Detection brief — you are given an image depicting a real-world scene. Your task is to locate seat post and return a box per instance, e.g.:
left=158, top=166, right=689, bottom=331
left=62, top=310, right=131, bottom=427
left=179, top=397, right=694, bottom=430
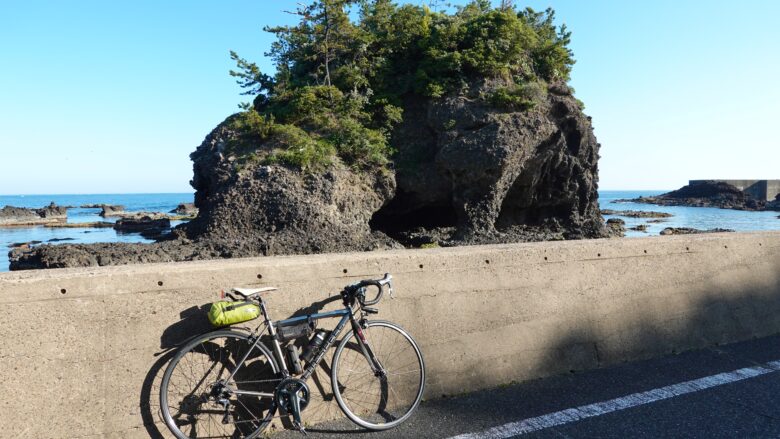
left=258, top=297, right=272, bottom=324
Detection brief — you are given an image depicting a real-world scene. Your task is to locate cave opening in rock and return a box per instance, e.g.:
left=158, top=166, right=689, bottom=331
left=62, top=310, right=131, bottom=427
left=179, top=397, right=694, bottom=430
left=369, top=190, right=458, bottom=237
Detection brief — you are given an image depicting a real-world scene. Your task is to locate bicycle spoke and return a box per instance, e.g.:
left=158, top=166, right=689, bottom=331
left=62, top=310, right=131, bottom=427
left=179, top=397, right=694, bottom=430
left=161, top=331, right=278, bottom=439
left=333, top=322, right=424, bottom=429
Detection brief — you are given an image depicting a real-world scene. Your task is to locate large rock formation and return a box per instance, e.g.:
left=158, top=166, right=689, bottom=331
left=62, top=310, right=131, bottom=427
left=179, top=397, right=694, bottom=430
left=184, top=121, right=400, bottom=256
left=372, top=80, right=604, bottom=245
left=10, top=82, right=606, bottom=269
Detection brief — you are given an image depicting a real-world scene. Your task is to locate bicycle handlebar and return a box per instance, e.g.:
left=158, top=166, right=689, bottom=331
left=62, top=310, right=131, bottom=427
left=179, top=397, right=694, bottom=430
left=346, top=273, right=393, bottom=306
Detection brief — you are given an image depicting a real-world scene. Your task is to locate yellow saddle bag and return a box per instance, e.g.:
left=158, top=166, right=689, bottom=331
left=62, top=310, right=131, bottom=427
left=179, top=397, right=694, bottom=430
left=208, top=301, right=261, bottom=327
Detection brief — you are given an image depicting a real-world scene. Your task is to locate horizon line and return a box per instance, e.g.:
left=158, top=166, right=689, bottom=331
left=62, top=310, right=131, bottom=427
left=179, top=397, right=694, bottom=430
left=0, top=189, right=671, bottom=197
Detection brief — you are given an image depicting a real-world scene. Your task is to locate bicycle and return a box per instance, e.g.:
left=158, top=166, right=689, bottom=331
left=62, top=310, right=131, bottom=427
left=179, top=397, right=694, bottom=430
left=159, top=273, right=426, bottom=438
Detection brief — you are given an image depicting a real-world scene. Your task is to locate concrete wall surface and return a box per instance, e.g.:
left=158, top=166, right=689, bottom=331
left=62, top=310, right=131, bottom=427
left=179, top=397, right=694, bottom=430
left=1, top=232, right=779, bottom=438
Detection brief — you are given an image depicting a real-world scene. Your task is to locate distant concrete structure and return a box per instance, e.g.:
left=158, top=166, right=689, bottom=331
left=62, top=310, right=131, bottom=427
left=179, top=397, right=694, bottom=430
left=689, top=180, right=780, bottom=201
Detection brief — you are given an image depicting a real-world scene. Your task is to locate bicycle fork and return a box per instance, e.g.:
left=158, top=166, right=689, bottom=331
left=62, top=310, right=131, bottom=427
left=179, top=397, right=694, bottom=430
left=353, top=319, right=386, bottom=377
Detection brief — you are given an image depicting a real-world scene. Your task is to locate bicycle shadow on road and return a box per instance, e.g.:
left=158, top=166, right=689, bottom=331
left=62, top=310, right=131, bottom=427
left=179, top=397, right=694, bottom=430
left=140, top=303, right=213, bottom=438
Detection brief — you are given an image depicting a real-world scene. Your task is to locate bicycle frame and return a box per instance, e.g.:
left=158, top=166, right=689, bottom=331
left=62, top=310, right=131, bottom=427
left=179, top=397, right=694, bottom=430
left=226, top=297, right=383, bottom=399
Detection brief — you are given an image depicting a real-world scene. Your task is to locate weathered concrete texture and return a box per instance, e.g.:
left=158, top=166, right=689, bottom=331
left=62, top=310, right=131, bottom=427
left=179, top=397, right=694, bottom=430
left=1, top=232, right=779, bottom=438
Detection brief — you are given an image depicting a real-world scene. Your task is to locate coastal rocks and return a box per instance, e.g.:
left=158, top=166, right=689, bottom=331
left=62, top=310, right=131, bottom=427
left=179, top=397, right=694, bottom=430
left=44, top=221, right=115, bottom=228
left=114, top=216, right=172, bottom=241
left=606, top=218, right=626, bottom=237
left=8, top=241, right=218, bottom=271
left=629, top=224, right=648, bottom=232
left=10, top=81, right=606, bottom=269
left=99, top=205, right=126, bottom=217
left=186, top=157, right=400, bottom=256
left=768, top=194, right=780, bottom=211
left=600, top=209, right=673, bottom=218
left=9, top=240, right=42, bottom=248
left=626, top=181, right=768, bottom=211
left=371, top=79, right=605, bottom=245
left=659, top=227, right=735, bottom=236
left=170, top=203, right=198, bottom=216
left=0, top=202, right=67, bottom=226
left=114, top=216, right=171, bottom=233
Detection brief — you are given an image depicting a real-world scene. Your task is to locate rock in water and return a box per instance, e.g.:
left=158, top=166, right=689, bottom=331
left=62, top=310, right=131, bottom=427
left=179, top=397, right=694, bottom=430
left=99, top=205, right=126, bottom=217
left=600, top=209, right=673, bottom=218
left=606, top=218, right=626, bottom=237
left=660, top=227, right=735, bottom=235
left=9, top=8, right=611, bottom=269
left=768, top=194, right=780, bottom=211
left=372, top=80, right=605, bottom=244
left=169, top=203, right=198, bottom=216
left=10, top=81, right=606, bottom=269
left=0, top=203, right=67, bottom=226
left=625, top=181, right=774, bottom=211
left=187, top=124, right=399, bottom=255
left=114, top=216, right=171, bottom=233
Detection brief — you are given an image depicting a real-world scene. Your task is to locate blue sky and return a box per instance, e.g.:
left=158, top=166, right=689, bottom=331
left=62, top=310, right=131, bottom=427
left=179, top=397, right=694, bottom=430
left=0, top=0, right=778, bottom=194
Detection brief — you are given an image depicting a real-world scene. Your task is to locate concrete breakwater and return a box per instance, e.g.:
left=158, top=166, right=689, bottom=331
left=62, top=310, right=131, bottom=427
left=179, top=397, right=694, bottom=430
left=0, top=232, right=779, bottom=438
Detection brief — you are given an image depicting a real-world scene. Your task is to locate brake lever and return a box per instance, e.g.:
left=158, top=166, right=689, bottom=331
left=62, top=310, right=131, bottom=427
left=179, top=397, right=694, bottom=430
left=388, top=282, right=395, bottom=299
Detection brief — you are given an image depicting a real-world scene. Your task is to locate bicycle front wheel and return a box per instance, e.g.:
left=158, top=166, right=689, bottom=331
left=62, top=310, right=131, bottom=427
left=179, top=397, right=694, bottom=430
left=159, top=329, right=280, bottom=439
left=331, top=320, right=425, bottom=430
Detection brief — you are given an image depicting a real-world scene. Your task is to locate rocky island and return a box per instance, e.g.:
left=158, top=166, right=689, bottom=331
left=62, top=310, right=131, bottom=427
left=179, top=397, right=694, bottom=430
left=9, top=2, right=612, bottom=270
left=0, top=203, right=67, bottom=227
left=623, top=180, right=780, bottom=211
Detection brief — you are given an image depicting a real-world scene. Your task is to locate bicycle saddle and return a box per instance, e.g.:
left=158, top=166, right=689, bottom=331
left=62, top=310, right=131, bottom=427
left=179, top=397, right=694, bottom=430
left=232, top=286, right=278, bottom=297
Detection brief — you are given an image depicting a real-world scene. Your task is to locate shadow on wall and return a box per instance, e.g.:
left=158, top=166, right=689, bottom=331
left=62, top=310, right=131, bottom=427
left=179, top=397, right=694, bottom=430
left=140, top=304, right=212, bottom=438
left=401, top=259, right=780, bottom=434
left=523, top=255, right=780, bottom=383
left=138, top=256, right=780, bottom=436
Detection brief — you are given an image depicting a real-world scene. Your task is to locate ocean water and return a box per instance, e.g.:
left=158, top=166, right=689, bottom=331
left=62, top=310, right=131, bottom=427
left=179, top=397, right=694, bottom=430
left=600, top=190, right=780, bottom=237
left=0, top=193, right=193, bottom=272
left=1, top=191, right=778, bottom=272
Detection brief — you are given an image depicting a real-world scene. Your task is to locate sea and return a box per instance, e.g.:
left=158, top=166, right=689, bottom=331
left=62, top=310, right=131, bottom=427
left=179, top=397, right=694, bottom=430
left=0, top=193, right=193, bottom=272
left=1, top=190, right=778, bottom=272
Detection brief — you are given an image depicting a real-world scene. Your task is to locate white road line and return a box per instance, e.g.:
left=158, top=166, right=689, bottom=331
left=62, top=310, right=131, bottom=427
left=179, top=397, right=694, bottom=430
left=449, top=360, right=780, bottom=439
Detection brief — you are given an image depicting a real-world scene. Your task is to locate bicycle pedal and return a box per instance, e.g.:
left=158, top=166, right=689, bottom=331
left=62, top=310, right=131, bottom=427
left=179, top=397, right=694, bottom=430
left=293, top=421, right=308, bottom=436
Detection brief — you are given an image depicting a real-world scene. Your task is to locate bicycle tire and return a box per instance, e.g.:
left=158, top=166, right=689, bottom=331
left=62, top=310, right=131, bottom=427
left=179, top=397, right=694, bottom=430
left=160, top=329, right=280, bottom=439
left=331, top=320, right=425, bottom=430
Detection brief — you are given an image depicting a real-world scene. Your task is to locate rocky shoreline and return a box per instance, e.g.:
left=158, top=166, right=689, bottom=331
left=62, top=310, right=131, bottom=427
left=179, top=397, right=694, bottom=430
left=600, top=209, right=673, bottom=218
left=659, top=227, right=735, bottom=235
left=8, top=79, right=612, bottom=270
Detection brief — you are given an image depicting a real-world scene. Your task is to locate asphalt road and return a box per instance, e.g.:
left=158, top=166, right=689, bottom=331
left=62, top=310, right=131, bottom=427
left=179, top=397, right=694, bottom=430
left=274, top=334, right=780, bottom=438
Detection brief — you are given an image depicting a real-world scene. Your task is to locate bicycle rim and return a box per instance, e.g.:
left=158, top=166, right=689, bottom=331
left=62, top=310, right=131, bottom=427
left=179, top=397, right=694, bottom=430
left=160, top=330, right=279, bottom=439
left=331, top=320, right=425, bottom=430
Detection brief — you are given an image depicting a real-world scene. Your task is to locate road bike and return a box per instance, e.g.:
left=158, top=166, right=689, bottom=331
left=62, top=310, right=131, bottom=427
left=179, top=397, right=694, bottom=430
left=159, top=273, right=425, bottom=438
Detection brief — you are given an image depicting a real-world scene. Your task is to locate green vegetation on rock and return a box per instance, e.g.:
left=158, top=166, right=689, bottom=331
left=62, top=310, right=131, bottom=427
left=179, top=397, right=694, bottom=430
left=227, top=0, right=575, bottom=170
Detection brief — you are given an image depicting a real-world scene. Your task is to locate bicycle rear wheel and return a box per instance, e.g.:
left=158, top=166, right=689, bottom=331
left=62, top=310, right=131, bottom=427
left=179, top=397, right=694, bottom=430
left=331, top=320, right=425, bottom=430
left=159, top=329, right=280, bottom=439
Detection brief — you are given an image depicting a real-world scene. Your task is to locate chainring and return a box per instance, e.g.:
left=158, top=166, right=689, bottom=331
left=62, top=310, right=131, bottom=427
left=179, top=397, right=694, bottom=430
left=274, top=377, right=311, bottom=414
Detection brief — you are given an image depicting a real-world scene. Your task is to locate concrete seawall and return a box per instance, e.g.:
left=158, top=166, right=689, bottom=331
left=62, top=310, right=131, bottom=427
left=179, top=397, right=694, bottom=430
left=1, top=232, right=779, bottom=438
